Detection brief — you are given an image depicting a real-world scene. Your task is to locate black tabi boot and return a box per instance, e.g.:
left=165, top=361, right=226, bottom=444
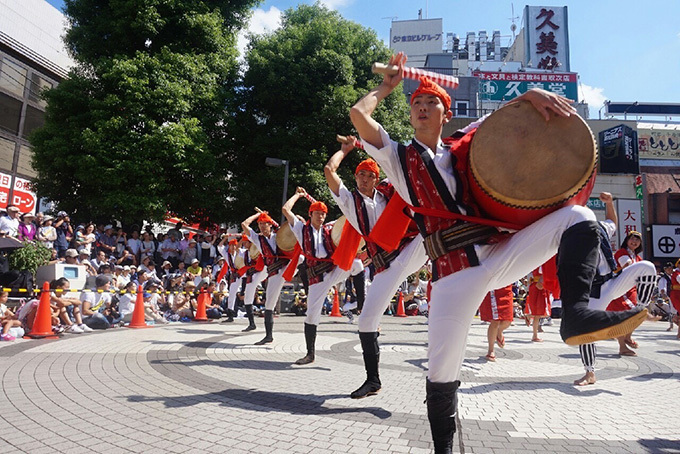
left=426, top=379, right=460, bottom=454
left=221, top=308, right=234, bottom=323
left=351, top=332, right=382, bottom=399
left=295, top=323, right=316, bottom=365
left=254, top=309, right=274, bottom=345
left=242, top=304, right=256, bottom=332
left=558, top=221, right=647, bottom=345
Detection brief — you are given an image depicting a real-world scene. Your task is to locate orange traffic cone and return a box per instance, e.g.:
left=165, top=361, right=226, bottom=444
left=194, top=290, right=208, bottom=321
left=394, top=291, right=407, bottom=317
left=330, top=289, right=342, bottom=317
left=128, top=285, right=150, bottom=329
left=25, top=282, right=59, bottom=339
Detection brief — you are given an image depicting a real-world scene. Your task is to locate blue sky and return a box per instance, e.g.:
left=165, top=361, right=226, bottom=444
left=46, top=0, right=680, bottom=117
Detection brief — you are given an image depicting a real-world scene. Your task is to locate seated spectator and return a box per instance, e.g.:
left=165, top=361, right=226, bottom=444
left=63, top=248, right=80, bottom=265
left=182, top=238, right=198, bottom=266
left=187, top=259, right=202, bottom=279
left=127, top=230, right=142, bottom=259
left=117, top=281, right=137, bottom=323
left=198, top=280, right=222, bottom=319
left=140, top=231, right=156, bottom=261
left=48, top=277, right=91, bottom=334
left=81, top=259, right=98, bottom=277
left=80, top=275, right=113, bottom=329
left=76, top=224, right=96, bottom=257
left=1, top=291, right=23, bottom=341
left=91, top=250, right=109, bottom=271
left=98, top=224, right=117, bottom=257
left=145, top=282, right=168, bottom=324
left=0, top=205, right=20, bottom=237
left=160, top=260, right=173, bottom=279
left=37, top=215, right=57, bottom=249
left=116, top=247, right=136, bottom=267
left=172, top=281, right=197, bottom=320
left=17, top=212, right=37, bottom=241
left=117, top=265, right=132, bottom=289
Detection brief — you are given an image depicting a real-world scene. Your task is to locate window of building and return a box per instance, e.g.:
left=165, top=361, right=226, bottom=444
left=455, top=101, right=469, bottom=117
left=0, top=58, right=27, bottom=98
left=668, top=197, right=680, bottom=224
left=22, top=105, right=45, bottom=138
left=0, top=136, right=15, bottom=173
left=28, top=73, right=52, bottom=108
left=16, top=145, right=36, bottom=179
left=0, top=92, right=22, bottom=134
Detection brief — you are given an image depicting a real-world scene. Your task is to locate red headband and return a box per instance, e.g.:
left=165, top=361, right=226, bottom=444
left=308, top=201, right=328, bottom=214
left=228, top=239, right=238, bottom=246
left=410, top=76, right=451, bottom=112
left=355, top=159, right=380, bottom=179
left=241, top=235, right=250, bottom=243
left=257, top=212, right=275, bottom=224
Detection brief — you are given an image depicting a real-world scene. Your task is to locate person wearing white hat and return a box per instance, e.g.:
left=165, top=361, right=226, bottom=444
left=0, top=205, right=21, bottom=238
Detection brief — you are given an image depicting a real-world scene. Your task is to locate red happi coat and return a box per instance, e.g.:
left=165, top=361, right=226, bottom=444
left=479, top=284, right=514, bottom=322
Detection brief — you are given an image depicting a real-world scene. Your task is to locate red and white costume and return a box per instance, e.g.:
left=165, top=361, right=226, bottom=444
left=331, top=180, right=427, bottom=332
left=669, top=268, right=680, bottom=314
left=606, top=248, right=642, bottom=312
left=289, top=217, right=362, bottom=326
left=245, top=226, right=291, bottom=311
left=217, top=244, right=243, bottom=312
left=525, top=266, right=551, bottom=317
left=240, top=246, right=266, bottom=306
left=479, top=285, right=514, bottom=322
left=363, top=122, right=596, bottom=383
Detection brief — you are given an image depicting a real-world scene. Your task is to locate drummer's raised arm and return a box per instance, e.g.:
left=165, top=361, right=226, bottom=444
left=241, top=212, right=260, bottom=234
left=282, top=187, right=306, bottom=226
left=511, top=88, right=577, bottom=121
left=324, top=136, right=356, bottom=196
left=350, top=52, right=406, bottom=150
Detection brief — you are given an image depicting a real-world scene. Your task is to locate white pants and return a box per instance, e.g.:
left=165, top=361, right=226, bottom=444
left=428, top=205, right=595, bottom=383
left=305, top=262, right=361, bottom=326
left=264, top=270, right=287, bottom=311
left=244, top=270, right=267, bottom=306
left=227, top=277, right=243, bottom=310
left=589, top=261, right=657, bottom=311
left=358, top=236, right=428, bottom=332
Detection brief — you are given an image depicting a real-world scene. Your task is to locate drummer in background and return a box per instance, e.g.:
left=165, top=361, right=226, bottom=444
left=217, top=236, right=242, bottom=323
left=242, top=211, right=291, bottom=345
left=282, top=187, right=361, bottom=365
left=350, top=51, right=646, bottom=453
left=324, top=136, right=427, bottom=398
left=238, top=234, right=266, bottom=332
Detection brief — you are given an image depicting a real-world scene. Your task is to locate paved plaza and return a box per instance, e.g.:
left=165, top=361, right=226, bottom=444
left=1, top=313, right=678, bottom=453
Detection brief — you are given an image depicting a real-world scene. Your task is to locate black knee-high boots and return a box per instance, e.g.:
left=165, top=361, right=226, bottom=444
left=350, top=332, right=382, bottom=398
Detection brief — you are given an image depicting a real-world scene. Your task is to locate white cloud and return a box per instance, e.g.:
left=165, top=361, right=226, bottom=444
left=319, top=0, right=354, bottom=9
left=579, top=83, right=607, bottom=117
left=236, top=6, right=282, bottom=61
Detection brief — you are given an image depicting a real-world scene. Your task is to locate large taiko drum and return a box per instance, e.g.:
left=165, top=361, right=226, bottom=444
left=249, top=243, right=260, bottom=260
left=234, top=255, right=245, bottom=269
left=467, top=100, right=597, bottom=227
left=275, top=221, right=297, bottom=252
left=331, top=216, right=365, bottom=253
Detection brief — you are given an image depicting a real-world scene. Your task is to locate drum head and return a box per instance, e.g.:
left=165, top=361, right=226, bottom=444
left=234, top=255, right=245, bottom=269
left=249, top=243, right=260, bottom=259
left=332, top=216, right=366, bottom=252
left=276, top=221, right=297, bottom=252
left=469, top=100, right=596, bottom=209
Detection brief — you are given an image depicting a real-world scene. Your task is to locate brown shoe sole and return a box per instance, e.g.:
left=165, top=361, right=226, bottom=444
left=564, top=309, right=647, bottom=346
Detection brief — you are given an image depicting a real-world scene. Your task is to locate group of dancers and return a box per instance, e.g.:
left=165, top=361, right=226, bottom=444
left=218, top=52, right=649, bottom=453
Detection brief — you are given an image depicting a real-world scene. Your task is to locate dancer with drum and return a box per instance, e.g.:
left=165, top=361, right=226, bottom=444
left=350, top=52, right=647, bottom=453
left=282, top=188, right=359, bottom=365
left=241, top=211, right=291, bottom=345
left=217, top=236, right=242, bottom=323
left=479, top=285, right=514, bottom=362
left=324, top=135, right=427, bottom=398
left=574, top=192, right=657, bottom=385
left=238, top=235, right=266, bottom=332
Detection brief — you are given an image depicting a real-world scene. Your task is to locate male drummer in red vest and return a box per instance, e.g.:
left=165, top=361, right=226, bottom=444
left=325, top=137, right=427, bottom=398
left=350, top=51, right=647, bottom=453
left=241, top=211, right=291, bottom=345
left=239, top=234, right=266, bottom=332
left=217, top=236, right=242, bottom=323
left=282, top=188, right=362, bottom=365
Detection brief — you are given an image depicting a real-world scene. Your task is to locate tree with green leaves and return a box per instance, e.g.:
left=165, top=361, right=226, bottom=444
left=231, top=3, right=412, bottom=220
left=30, top=0, right=259, bottom=225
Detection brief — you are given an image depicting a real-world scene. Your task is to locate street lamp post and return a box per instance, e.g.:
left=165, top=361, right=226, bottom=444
left=265, top=157, right=289, bottom=225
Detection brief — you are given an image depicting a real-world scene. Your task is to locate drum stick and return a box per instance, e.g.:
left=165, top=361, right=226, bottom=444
left=254, top=207, right=280, bottom=229
left=303, top=193, right=317, bottom=204
left=336, top=134, right=364, bottom=150
left=372, top=63, right=459, bottom=89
